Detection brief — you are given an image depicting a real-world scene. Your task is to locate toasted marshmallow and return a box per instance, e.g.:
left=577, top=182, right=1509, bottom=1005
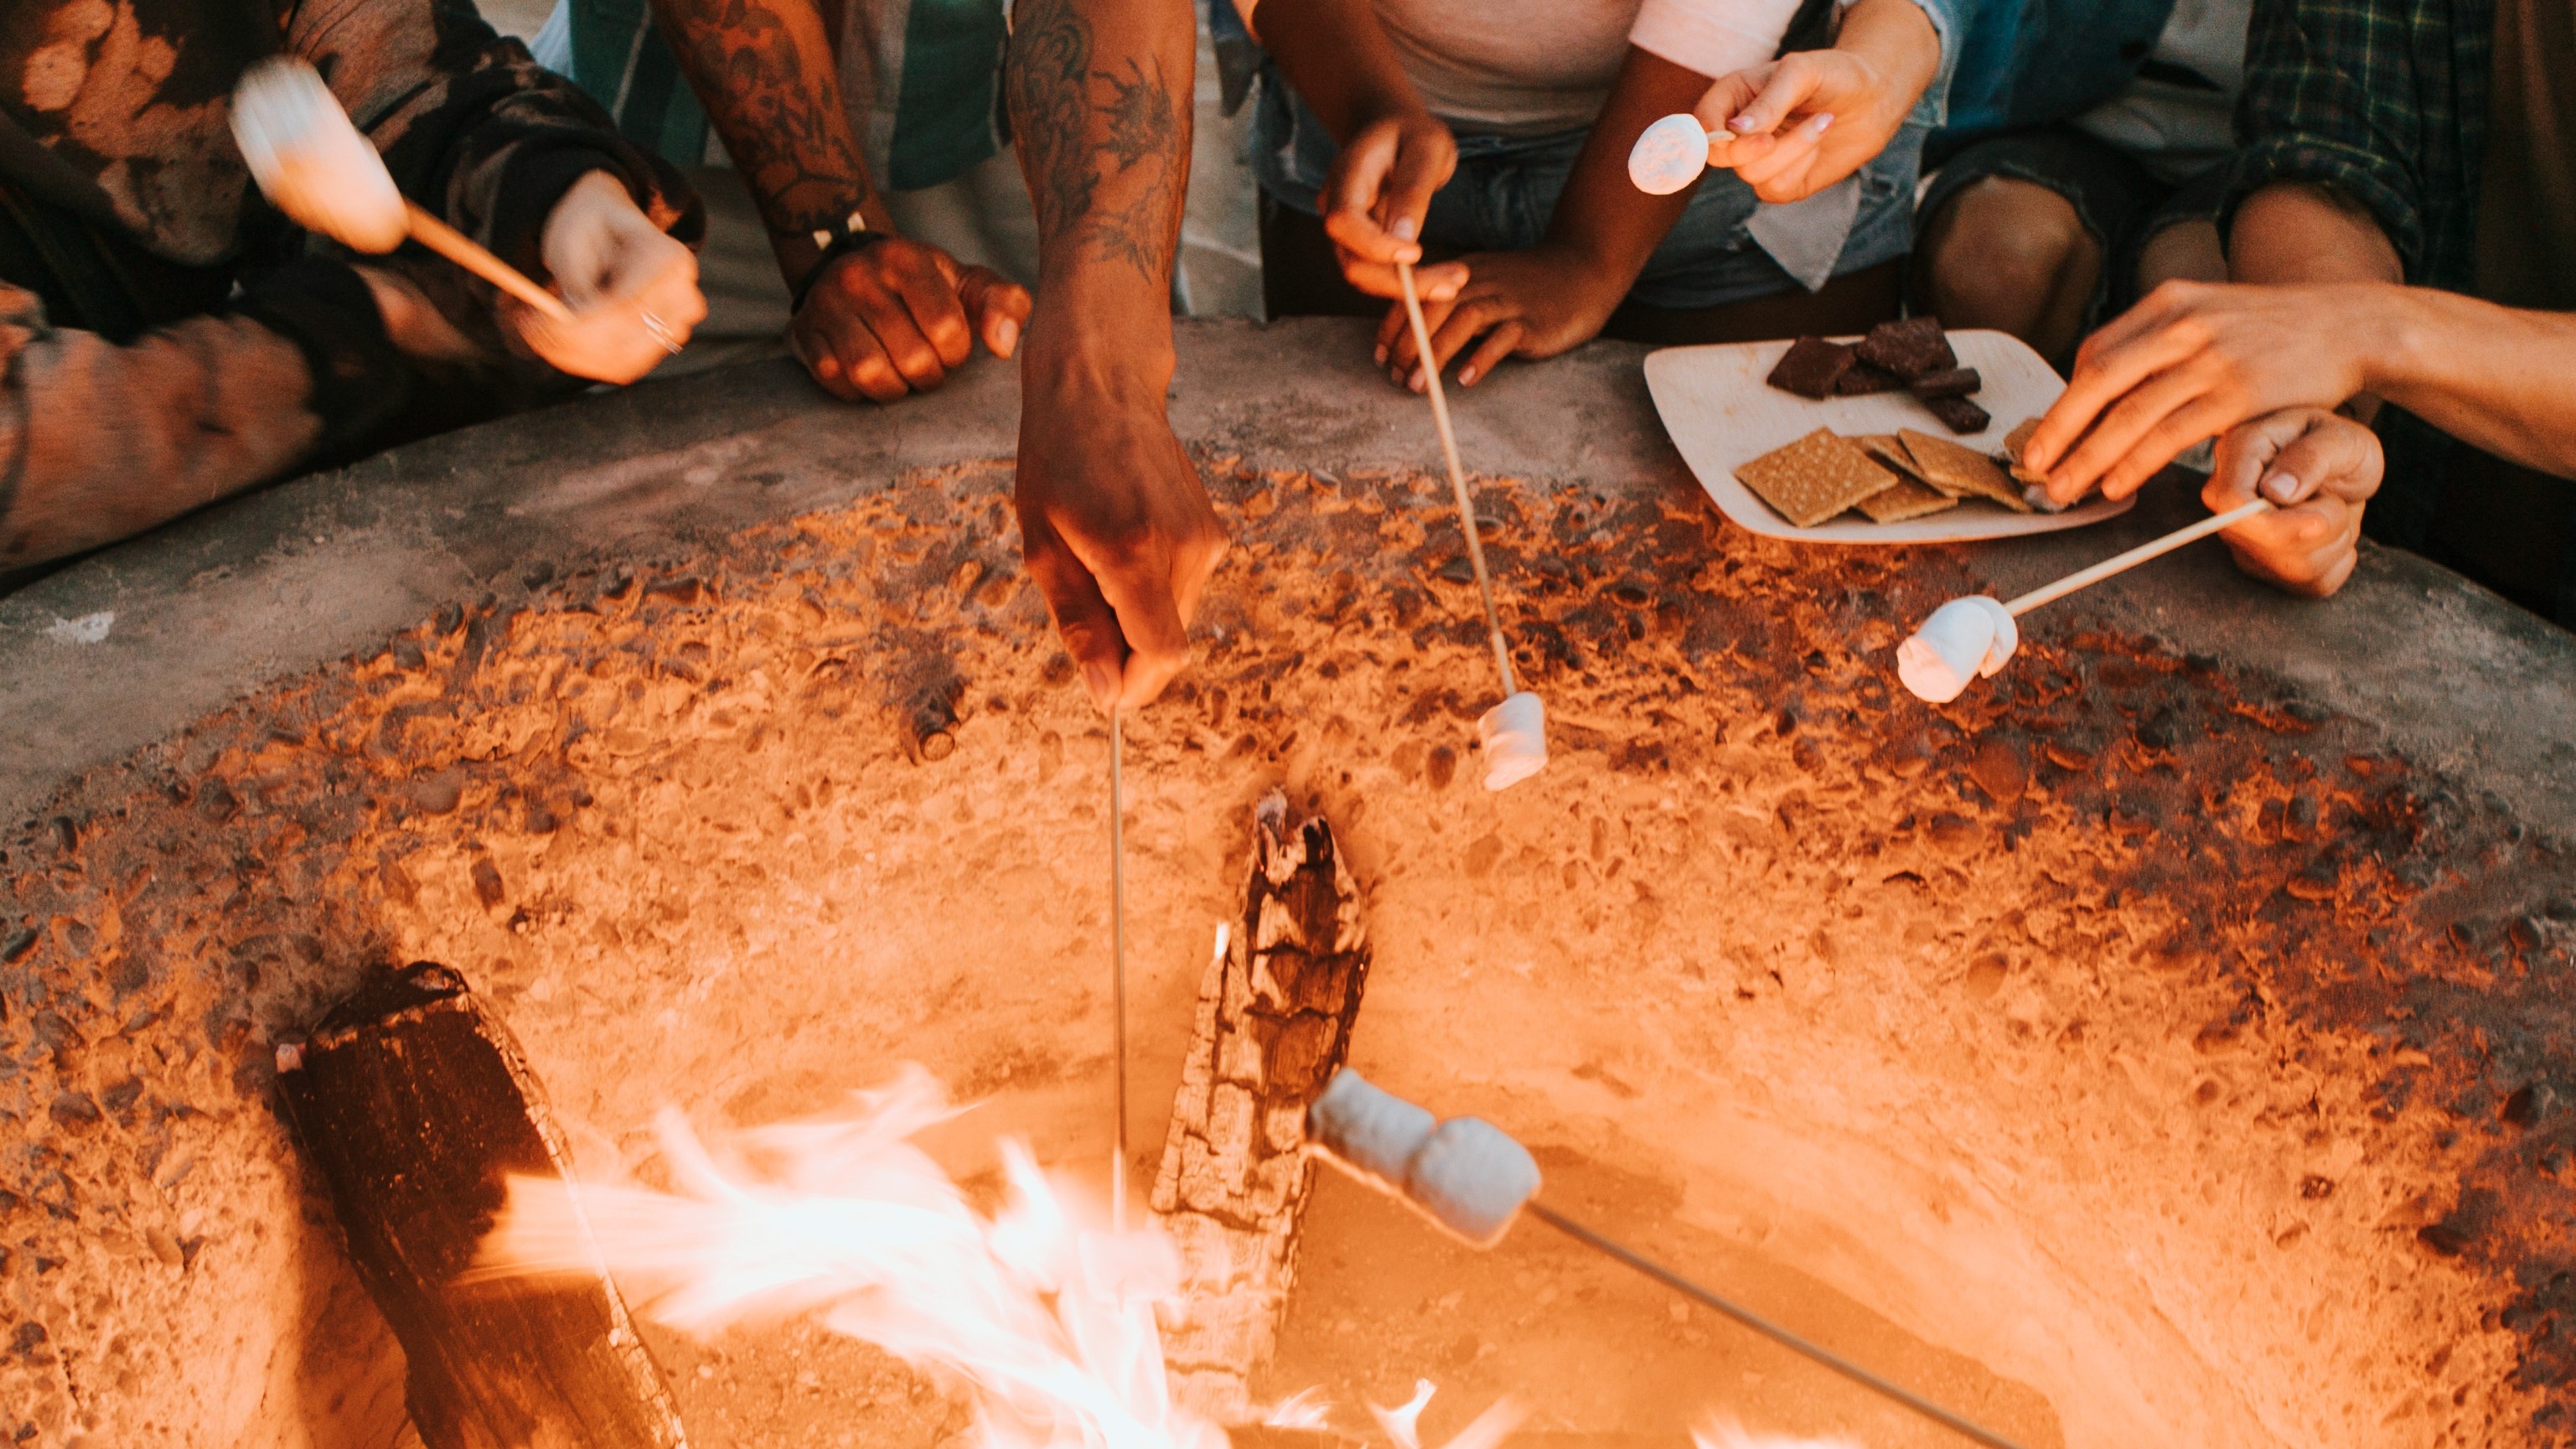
left=1478, top=691, right=1548, bottom=790
left=1896, top=596, right=2019, bottom=703
left=232, top=57, right=408, bottom=254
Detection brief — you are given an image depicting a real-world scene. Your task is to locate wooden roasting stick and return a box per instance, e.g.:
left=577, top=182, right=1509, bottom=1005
left=402, top=204, right=577, bottom=324
left=2004, top=496, right=2274, bottom=615
left=1151, top=789, right=1372, bottom=1423
left=1396, top=262, right=1517, bottom=697
left=277, top=963, right=689, bottom=1449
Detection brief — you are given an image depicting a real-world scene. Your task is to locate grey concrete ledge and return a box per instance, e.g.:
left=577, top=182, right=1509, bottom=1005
left=3, top=316, right=2572, bottom=833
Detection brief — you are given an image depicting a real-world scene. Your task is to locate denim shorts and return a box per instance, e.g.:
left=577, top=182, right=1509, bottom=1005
left=1249, top=74, right=1927, bottom=310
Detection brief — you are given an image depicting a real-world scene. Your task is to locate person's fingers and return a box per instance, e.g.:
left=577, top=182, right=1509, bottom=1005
left=1409, top=297, right=1505, bottom=390
left=1375, top=301, right=1410, bottom=368
left=900, top=247, right=977, bottom=369
left=2027, top=320, right=2211, bottom=474
left=1324, top=131, right=1416, bottom=266
left=789, top=318, right=872, bottom=401
left=1382, top=130, right=1455, bottom=251
left=2263, top=416, right=2383, bottom=505
left=1017, top=506, right=1130, bottom=708
left=2045, top=361, right=2216, bottom=501
left=2096, top=393, right=2237, bottom=500
left=1737, top=115, right=1834, bottom=197
left=1455, top=321, right=1521, bottom=386
left=1076, top=532, right=1191, bottom=712
left=1344, top=255, right=1467, bottom=304
left=816, top=300, right=912, bottom=403
left=956, top=264, right=1031, bottom=358
left=841, top=269, right=949, bottom=391
left=1386, top=287, right=1461, bottom=375
left=1725, top=56, right=1823, bottom=138
left=1690, top=66, right=1771, bottom=136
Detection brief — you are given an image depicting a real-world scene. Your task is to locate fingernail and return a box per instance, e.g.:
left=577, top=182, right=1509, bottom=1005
left=1374, top=344, right=1388, bottom=365
left=1458, top=367, right=1477, bottom=385
left=2261, top=471, right=2299, bottom=502
left=1810, top=112, right=1836, bottom=134
left=1729, top=115, right=1759, bottom=132
left=993, top=317, right=1020, bottom=354
left=1084, top=659, right=1121, bottom=708
left=1392, top=216, right=1418, bottom=241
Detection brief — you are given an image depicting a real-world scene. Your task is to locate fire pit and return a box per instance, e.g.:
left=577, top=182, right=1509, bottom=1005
left=2, top=320, right=2573, bottom=1449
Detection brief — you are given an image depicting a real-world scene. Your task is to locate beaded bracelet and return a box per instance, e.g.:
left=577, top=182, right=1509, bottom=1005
left=789, top=208, right=893, bottom=312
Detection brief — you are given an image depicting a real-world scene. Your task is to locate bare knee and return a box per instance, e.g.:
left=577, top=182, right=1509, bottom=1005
left=1922, top=179, right=2097, bottom=315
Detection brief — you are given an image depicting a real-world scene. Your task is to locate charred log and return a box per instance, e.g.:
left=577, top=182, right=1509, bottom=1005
left=277, top=962, right=688, bottom=1449
left=1153, top=789, right=1371, bottom=1421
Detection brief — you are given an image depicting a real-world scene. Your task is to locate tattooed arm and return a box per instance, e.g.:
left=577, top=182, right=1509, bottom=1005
left=1004, top=0, right=1226, bottom=709
left=645, top=0, right=1029, bottom=399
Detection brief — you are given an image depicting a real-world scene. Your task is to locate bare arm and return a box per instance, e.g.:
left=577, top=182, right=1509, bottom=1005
left=1002, top=0, right=1225, bottom=709
left=644, top=0, right=877, bottom=289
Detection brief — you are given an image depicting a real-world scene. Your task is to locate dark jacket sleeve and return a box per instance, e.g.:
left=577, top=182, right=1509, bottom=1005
left=288, top=0, right=704, bottom=316
left=0, top=262, right=408, bottom=570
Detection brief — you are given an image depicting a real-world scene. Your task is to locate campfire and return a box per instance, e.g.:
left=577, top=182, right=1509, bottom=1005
left=3, top=448, right=2564, bottom=1449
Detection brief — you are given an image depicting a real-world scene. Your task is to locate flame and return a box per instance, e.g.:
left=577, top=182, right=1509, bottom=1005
left=476, top=1064, right=1223, bottom=1449
left=1372, top=1381, right=1523, bottom=1449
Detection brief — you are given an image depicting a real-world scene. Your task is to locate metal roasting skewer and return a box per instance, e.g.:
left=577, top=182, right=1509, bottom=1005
left=1525, top=1203, right=2031, bottom=1449
left=1306, top=1071, right=2030, bottom=1449
left=1109, top=705, right=1129, bottom=1234
left=1396, top=261, right=1517, bottom=697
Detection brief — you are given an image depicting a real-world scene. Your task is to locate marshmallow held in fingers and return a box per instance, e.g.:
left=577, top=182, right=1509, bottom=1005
left=1306, top=1070, right=1542, bottom=1246
left=1477, top=691, right=1548, bottom=790
left=230, top=57, right=407, bottom=253
left=1896, top=596, right=2019, bottom=704
left=1628, top=112, right=1715, bottom=195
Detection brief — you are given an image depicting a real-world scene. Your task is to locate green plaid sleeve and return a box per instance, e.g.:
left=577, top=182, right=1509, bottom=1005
left=2225, top=0, right=2491, bottom=290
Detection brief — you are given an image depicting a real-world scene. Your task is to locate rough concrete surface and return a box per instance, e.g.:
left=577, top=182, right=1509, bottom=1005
left=1, top=319, right=2573, bottom=1449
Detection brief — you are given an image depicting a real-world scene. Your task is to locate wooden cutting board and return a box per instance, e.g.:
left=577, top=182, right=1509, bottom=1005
left=1643, top=329, right=2136, bottom=544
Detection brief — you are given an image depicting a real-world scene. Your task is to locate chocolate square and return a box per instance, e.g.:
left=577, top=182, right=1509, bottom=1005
left=1923, top=394, right=1991, bottom=434
left=1854, top=317, right=1957, bottom=380
left=1907, top=366, right=1982, bottom=400
left=1833, top=361, right=1906, bottom=396
left=1765, top=336, right=1854, bottom=399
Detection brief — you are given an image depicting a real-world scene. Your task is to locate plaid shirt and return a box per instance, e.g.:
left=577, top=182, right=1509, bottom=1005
left=2227, top=0, right=2495, bottom=292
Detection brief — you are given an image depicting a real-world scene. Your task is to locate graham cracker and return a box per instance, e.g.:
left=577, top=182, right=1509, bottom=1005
left=2003, top=417, right=2046, bottom=484
left=1857, top=474, right=1960, bottom=523
left=1857, top=434, right=1927, bottom=483
left=1900, top=428, right=2030, bottom=512
left=1735, top=428, right=1897, bottom=527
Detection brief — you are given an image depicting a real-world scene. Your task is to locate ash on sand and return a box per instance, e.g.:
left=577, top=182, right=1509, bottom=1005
left=2, top=453, right=2572, bottom=1449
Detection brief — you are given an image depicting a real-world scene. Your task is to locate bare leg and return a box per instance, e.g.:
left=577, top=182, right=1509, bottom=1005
left=1914, top=176, right=2102, bottom=365
left=2134, top=216, right=2226, bottom=291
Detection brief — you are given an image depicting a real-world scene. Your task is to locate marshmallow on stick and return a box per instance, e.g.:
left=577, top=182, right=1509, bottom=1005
left=231, top=57, right=574, bottom=323
left=1394, top=261, right=1547, bottom=790
left=1628, top=112, right=1716, bottom=194
left=1896, top=497, right=2274, bottom=703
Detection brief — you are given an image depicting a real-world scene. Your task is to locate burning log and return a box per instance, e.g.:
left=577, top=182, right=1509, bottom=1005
left=277, top=962, right=689, bottom=1449
left=1152, top=789, right=1372, bottom=1421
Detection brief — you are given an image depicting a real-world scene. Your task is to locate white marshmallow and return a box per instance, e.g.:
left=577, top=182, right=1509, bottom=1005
left=231, top=57, right=409, bottom=254
left=1896, top=596, right=2019, bottom=704
left=1404, top=1117, right=1542, bottom=1246
left=1307, top=1069, right=1436, bottom=1184
left=1628, top=113, right=1712, bottom=195
left=1478, top=691, right=1548, bottom=791
left=1305, top=1069, right=1542, bottom=1247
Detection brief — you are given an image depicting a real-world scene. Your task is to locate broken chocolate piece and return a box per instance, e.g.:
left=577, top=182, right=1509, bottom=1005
left=1908, top=366, right=1983, bottom=400
left=1924, top=394, right=1992, bottom=434
left=1833, top=361, right=1906, bottom=396
left=1854, top=316, right=1957, bottom=380
left=1765, top=335, right=1854, bottom=399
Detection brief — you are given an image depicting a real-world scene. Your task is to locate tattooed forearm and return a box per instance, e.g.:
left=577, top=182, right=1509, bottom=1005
left=647, top=0, right=879, bottom=246
left=1004, top=0, right=1191, bottom=284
